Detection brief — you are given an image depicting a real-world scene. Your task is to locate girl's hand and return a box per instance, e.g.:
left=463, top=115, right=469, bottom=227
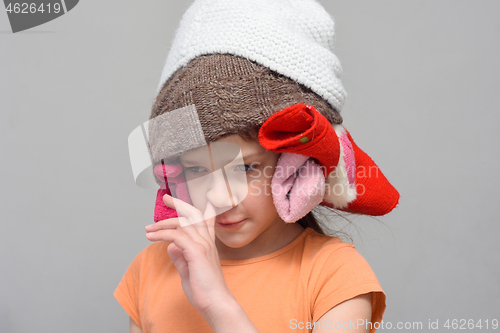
left=144, top=194, right=233, bottom=318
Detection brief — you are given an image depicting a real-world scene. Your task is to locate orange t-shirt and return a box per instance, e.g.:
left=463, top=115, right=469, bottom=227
left=114, top=227, right=386, bottom=332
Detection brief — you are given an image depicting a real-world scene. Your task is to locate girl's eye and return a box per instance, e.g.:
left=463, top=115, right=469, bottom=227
left=185, top=166, right=207, bottom=173
left=186, top=164, right=258, bottom=173
left=235, top=164, right=258, bottom=173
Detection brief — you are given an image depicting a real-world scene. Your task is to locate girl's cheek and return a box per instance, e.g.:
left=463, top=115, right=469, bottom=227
left=247, top=179, right=263, bottom=197
left=246, top=170, right=261, bottom=183
left=262, top=165, right=276, bottom=179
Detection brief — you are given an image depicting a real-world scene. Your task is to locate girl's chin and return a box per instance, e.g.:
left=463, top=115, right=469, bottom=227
left=215, top=233, right=254, bottom=252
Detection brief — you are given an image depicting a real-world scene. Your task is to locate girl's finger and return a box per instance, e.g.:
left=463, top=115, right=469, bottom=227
left=163, top=193, right=211, bottom=244
left=203, top=200, right=217, bottom=242
left=146, top=227, right=205, bottom=256
left=146, top=227, right=182, bottom=242
left=145, top=217, right=187, bottom=232
left=163, top=193, right=205, bottom=226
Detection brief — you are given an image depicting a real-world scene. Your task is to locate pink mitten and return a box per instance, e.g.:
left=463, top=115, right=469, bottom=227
left=153, top=163, right=192, bottom=222
left=271, top=152, right=325, bottom=223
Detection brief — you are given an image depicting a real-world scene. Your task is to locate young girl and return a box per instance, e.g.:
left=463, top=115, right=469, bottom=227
left=115, top=1, right=399, bottom=332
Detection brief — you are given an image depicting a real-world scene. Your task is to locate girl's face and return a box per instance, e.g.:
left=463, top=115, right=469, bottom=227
left=179, top=134, right=303, bottom=260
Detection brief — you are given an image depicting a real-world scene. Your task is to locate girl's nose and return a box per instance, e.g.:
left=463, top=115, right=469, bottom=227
left=205, top=169, right=239, bottom=209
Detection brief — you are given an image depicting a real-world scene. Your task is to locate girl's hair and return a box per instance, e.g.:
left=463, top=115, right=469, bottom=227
left=297, top=211, right=325, bottom=235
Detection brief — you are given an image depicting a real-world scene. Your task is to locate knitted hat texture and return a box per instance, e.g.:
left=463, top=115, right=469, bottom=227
left=149, top=54, right=342, bottom=166
left=157, top=0, right=346, bottom=114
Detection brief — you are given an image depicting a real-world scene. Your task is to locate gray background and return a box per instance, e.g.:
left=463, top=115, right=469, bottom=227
left=1, top=1, right=499, bottom=332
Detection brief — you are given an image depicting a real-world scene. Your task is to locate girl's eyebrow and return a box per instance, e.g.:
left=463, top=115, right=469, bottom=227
left=242, top=151, right=265, bottom=161
left=180, top=151, right=265, bottom=165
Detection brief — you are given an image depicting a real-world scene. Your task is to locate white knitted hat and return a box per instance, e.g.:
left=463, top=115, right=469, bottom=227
left=157, top=0, right=347, bottom=114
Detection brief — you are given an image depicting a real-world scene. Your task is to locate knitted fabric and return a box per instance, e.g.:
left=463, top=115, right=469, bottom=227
left=153, top=163, right=191, bottom=222
left=260, top=103, right=399, bottom=216
left=156, top=0, right=346, bottom=115
left=321, top=129, right=400, bottom=216
left=146, top=0, right=400, bottom=219
left=149, top=54, right=342, bottom=167
left=271, top=153, right=325, bottom=223
left=258, top=104, right=340, bottom=179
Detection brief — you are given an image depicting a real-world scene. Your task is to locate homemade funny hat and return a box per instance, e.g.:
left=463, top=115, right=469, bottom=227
left=149, top=53, right=342, bottom=167
left=156, top=0, right=346, bottom=112
left=150, top=0, right=347, bottom=167
left=149, top=0, right=400, bottom=222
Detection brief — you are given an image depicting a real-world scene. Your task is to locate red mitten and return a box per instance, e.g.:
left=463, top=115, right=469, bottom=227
left=260, top=103, right=400, bottom=216
left=153, top=162, right=192, bottom=222
left=325, top=129, right=400, bottom=216
left=258, top=104, right=340, bottom=179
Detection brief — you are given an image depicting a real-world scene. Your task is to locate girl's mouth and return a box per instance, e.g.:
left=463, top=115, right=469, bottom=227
left=216, top=219, right=247, bottom=228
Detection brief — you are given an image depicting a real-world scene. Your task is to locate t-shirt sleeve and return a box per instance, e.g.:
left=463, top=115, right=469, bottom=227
left=311, top=244, right=386, bottom=333
left=114, top=249, right=144, bottom=329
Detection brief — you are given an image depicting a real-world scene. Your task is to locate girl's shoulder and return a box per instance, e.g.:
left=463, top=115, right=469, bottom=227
left=300, top=228, right=380, bottom=286
left=301, top=230, right=386, bottom=326
left=127, top=241, right=174, bottom=270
